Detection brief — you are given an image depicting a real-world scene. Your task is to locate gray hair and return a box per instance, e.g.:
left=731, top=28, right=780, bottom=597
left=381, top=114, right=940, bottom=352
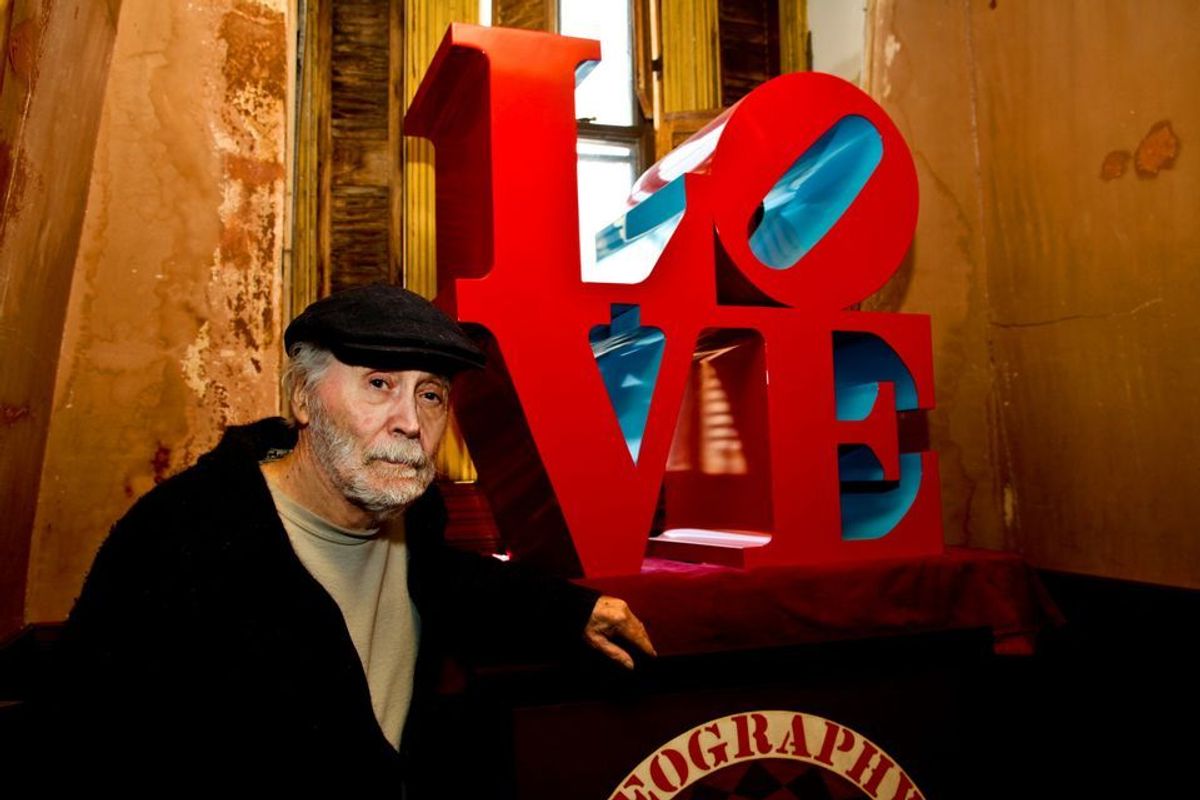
left=282, top=341, right=335, bottom=420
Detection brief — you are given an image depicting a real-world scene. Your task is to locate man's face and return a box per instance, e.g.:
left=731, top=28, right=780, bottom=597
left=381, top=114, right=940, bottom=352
left=300, top=359, right=450, bottom=514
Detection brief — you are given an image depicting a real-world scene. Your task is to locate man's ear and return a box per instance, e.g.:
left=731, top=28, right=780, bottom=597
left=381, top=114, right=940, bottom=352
left=291, top=385, right=311, bottom=426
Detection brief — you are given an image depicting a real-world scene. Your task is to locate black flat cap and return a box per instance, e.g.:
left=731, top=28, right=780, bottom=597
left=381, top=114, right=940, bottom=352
left=284, top=284, right=485, bottom=375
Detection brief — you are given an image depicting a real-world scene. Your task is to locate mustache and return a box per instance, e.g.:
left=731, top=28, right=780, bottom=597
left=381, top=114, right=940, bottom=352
left=362, top=439, right=429, bottom=468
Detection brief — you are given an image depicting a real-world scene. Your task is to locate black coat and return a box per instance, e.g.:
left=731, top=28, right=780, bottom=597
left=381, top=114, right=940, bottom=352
left=39, top=417, right=600, bottom=788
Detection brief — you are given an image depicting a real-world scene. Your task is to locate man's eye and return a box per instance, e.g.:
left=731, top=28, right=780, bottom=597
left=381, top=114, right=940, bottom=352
left=420, top=390, right=445, bottom=404
left=369, top=378, right=390, bottom=390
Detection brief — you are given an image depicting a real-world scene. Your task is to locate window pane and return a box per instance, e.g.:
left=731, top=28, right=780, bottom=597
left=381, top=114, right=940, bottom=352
left=577, top=139, right=637, bottom=281
left=559, top=0, right=635, bottom=126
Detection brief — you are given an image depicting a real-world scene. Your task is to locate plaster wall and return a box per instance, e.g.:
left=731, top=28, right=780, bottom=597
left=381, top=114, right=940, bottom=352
left=0, top=0, right=122, bottom=637
left=863, top=0, right=1007, bottom=557
left=25, top=0, right=290, bottom=623
left=808, top=0, right=865, bottom=84
left=866, top=0, right=1199, bottom=587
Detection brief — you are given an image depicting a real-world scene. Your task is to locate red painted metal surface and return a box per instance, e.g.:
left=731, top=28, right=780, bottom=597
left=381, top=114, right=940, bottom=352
left=405, top=24, right=941, bottom=577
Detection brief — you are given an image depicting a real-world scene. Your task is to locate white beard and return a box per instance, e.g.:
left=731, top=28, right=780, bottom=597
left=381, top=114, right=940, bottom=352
left=306, top=396, right=436, bottom=514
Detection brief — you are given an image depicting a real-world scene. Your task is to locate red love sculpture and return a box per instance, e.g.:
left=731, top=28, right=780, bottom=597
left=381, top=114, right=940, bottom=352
left=405, top=24, right=941, bottom=578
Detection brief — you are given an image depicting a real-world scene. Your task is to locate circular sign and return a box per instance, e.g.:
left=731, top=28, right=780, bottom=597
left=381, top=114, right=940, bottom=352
left=609, top=710, right=923, bottom=800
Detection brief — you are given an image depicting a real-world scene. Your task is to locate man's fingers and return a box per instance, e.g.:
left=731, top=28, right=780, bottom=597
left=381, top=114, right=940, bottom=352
left=587, top=631, right=635, bottom=670
left=585, top=596, right=656, bottom=667
left=619, top=613, right=657, bottom=657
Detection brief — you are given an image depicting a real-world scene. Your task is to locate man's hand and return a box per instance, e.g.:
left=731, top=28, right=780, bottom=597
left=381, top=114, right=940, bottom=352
left=584, top=595, right=656, bottom=669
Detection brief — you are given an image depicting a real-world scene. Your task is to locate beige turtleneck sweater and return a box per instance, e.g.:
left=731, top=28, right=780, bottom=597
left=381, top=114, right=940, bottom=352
left=264, top=477, right=420, bottom=751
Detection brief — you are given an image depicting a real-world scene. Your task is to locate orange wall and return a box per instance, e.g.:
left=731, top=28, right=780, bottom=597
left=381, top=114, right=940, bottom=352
left=866, top=0, right=1199, bottom=587
left=23, top=0, right=290, bottom=625
left=9, top=1, right=1197, bottom=636
left=0, top=0, right=122, bottom=638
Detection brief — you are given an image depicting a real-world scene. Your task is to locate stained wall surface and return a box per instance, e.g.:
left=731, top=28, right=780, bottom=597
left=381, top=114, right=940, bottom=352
left=24, top=0, right=290, bottom=624
left=862, top=0, right=1008, bottom=558
left=0, top=0, right=122, bottom=638
left=866, top=0, right=1198, bottom=587
left=13, top=0, right=1198, bottom=631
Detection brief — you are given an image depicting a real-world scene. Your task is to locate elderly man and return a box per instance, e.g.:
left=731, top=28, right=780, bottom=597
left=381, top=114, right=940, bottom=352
left=46, top=285, right=653, bottom=785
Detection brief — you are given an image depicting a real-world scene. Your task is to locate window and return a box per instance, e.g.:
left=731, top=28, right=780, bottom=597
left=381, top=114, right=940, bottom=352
left=559, top=0, right=637, bottom=126
left=479, top=1, right=652, bottom=281
left=558, top=0, right=652, bottom=282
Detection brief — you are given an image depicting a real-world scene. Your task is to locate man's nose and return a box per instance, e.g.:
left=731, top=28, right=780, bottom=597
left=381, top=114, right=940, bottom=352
left=388, top=396, right=421, bottom=438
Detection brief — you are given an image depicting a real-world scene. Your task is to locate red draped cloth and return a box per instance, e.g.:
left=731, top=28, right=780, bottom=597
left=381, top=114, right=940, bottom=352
left=579, top=547, right=1062, bottom=656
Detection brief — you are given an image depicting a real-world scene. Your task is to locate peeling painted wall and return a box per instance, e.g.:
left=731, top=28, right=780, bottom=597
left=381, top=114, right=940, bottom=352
left=862, top=0, right=1008, bottom=558
left=866, top=0, right=1199, bottom=588
left=25, top=0, right=289, bottom=623
left=0, top=0, right=122, bottom=638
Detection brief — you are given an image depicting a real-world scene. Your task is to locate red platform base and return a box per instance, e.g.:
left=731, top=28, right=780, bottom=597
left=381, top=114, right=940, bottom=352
left=579, top=547, right=1062, bottom=656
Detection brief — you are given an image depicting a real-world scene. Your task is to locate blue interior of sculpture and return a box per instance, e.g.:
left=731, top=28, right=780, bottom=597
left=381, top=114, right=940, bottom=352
left=749, top=115, right=883, bottom=269
left=834, top=332, right=919, bottom=416
left=839, top=453, right=922, bottom=541
left=575, top=59, right=599, bottom=87
left=593, top=177, right=687, bottom=281
left=834, top=332, right=920, bottom=540
left=589, top=304, right=665, bottom=462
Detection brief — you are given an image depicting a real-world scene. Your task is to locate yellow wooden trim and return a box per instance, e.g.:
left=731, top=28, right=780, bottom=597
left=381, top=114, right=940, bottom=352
left=292, top=0, right=331, bottom=319
left=660, top=0, right=720, bottom=113
left=780, top=0, right=809, bottom=74
left=402, top=0, right=480, bottom=480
